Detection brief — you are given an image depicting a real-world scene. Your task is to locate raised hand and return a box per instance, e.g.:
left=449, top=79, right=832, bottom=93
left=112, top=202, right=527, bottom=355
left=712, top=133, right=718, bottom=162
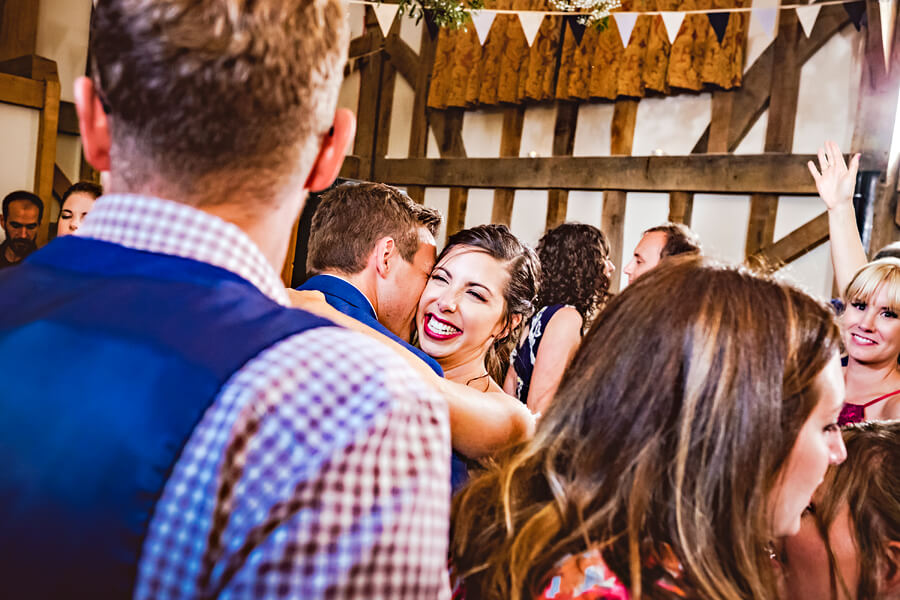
left=807, top=140, right=860, bottom=211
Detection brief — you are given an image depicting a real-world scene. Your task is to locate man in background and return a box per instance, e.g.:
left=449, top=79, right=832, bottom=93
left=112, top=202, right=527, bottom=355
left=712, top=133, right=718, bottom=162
left=0, top=190, right=42, bottom=269
left=299, top=181, right=443, bottom=374
left=623, top=222, right=701, bottom=284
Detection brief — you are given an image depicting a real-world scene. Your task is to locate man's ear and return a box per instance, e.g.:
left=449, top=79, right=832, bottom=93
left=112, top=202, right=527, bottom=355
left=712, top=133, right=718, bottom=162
left=372, top=236, right=396, bottom=278
left=74, top=77, right=111, bottom=172
left=306, top=108, right=356, bottom=193
left=884, top=541, right=900, bottom=593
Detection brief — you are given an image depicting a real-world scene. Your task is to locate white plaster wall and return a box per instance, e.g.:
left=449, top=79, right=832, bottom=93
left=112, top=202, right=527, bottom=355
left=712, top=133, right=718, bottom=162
left=0, top=104, right=40, bottom=243
left=355, top=9, right=863, bottom=301
left=36, top=0, right=92, bottom=104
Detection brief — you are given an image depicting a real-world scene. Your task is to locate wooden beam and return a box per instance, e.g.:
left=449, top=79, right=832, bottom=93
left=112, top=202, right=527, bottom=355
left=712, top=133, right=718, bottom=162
left=668, top=193, right=694, bottom=226
left=383, top=35, right=420, bottom=88
left=373, top=18, right=401, bottom=162
left=748, top=213, right=829, bottom=273
left=746, top=4, right=802, bottom=257
left=546, top=101, right=579, bottom=230
left=53, top=164, right=72, bottom=202
left=406, top=25, right=439, bottom=204
left=373, top=154, right=821, bottom=194
left=692, top=5, right=850, bottom=155
left=34, top=73, right=60, bottom=246
left=603, top=99, right=638, bottom=293
left=0, top=0, right=38, bottom=62
left=339, top=155, right=362, bottom=180
left=0, top=71, right=43, bottom=108
left=353, top=7, right=386, bottom=179
left=58, top=101, right=79, bottom=136
left=492, top=106, right=525, bottom=226
left=433, top=108, right=468, bottom=241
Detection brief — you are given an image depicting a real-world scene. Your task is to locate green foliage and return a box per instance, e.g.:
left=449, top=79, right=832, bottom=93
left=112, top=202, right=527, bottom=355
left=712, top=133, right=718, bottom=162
left=396, top=0, right=485, bottom=30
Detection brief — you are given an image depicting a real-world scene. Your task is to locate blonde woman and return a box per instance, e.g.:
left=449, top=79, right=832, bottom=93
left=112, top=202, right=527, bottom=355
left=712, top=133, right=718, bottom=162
left=809, top=141, right=900, bottom=424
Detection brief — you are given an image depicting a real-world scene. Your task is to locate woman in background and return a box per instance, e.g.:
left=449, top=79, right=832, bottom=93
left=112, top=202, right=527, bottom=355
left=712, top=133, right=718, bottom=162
left=781, top=420, right=900, bottom=599
left=57, top=181, right=102, bottom=237
left=810, top=141, right=900, bottom=424
left=504, top=223, right=613, bottom=414
left=451, top=257, right=846, bottom=600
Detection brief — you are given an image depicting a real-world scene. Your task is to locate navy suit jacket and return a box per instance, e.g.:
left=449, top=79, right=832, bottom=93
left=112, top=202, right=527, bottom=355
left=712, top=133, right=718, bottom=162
left=298, top=274, right=443, bottom=377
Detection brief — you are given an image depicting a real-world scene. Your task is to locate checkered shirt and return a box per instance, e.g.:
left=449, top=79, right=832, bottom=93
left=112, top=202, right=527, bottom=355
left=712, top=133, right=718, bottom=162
left=77, top=195, right=452, bottom=599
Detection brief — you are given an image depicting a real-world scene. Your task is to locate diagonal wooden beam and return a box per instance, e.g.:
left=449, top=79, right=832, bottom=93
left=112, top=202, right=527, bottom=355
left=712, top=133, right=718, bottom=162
left=748, top=213, right=829, bottom=273
left=383, top=35, right=421, bottom=88
left=691, top=4, right=850, bottom=155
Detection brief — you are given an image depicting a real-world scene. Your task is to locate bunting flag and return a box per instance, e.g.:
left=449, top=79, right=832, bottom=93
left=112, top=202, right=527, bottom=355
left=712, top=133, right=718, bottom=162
left=844, top=0, right=866, bottom=30
left=708, top=11, right=730, bottom=43
left=795, top=4, right=822, bottom=37
left=614, top=12, right=639, bottom=48
left=565, top=15, right=587, bottom=45
left=372, top=2, right=399, bottom=36
left=879, top=0, right=896, bottom=71
left=753, top=7, right=779, bottom=37
left=660, top=11, right=686, bottom=44
left=518, top=12, right=545, bottom=47
left=469, top=10, right=497, bottom=44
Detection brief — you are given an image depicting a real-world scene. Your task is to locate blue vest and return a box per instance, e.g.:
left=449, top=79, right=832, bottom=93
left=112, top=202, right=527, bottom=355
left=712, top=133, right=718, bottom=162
left=0, top=236, right=335, bottom=597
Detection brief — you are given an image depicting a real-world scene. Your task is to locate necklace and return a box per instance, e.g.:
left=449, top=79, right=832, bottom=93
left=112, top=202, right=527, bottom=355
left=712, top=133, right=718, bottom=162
left=465, top=372, right=491, bottom=391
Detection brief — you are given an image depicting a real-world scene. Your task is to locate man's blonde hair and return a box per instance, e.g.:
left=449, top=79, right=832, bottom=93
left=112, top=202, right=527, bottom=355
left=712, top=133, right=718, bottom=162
left=91, top=0, right=348, bottom=204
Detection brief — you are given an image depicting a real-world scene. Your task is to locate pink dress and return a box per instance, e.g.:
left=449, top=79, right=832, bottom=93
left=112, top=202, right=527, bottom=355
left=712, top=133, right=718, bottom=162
left=837, top=388, right=900, bottom=426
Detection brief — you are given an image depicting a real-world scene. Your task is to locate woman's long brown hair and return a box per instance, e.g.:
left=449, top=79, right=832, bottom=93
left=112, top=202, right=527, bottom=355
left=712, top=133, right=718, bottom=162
left=450, top=257, right=841, bottom=600
left=813, top=421, right=900, bottom=599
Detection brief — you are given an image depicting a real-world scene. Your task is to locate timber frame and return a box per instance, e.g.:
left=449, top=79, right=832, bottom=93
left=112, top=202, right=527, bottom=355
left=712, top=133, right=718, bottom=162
left=333, top=0, right=900, bottom=292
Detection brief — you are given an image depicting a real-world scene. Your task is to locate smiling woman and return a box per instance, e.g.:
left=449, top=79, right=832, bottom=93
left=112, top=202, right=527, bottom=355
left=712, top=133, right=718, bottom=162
left=416, top=224, right=540, bottom=394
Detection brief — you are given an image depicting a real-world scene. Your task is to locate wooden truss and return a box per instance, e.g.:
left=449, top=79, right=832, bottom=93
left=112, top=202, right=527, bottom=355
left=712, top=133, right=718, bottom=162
left=339, top=0, right=900, bottom=292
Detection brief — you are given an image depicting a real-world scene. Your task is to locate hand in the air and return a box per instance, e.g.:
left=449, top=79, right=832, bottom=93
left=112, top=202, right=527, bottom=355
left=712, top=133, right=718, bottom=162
left=807, top=140, right=860, bottom=211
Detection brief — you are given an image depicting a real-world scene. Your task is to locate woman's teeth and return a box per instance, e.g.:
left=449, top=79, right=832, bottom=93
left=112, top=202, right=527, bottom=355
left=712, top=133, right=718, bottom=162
left=427, top=317, right=460, bottom=336
left=852, top=333, right=875, bottom=345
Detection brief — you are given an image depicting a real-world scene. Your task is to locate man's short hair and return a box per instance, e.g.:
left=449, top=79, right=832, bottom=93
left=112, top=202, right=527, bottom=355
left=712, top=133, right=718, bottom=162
left=307, top=182, right=443, bottom=275
left=90, top=0, right=348, bottom=201
left=3, top=190, right=43, bottom=222
left=645, top=222, right=701, bottom=258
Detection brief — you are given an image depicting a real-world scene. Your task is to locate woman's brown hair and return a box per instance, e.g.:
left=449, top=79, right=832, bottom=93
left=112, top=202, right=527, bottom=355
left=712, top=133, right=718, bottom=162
left=813, top=421, right=900, bottom=599
left=451, top=257, right=841, bottom=600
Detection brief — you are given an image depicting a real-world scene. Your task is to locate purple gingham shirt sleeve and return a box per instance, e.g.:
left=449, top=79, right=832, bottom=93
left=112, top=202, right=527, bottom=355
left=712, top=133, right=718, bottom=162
left=76, top=195, right=452, bottom=599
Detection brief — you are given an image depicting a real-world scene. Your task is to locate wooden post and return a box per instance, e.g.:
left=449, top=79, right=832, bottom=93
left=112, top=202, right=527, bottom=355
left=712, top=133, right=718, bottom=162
left=491, top=106, right=525, bottom=225
left=407, top=23, right=439, bottom=204
left=433, top=108, right=468, bottom=241
left=0, top=0, right=39, bottom=62
left=354, top=6, right=386, bottom=180
left=546, top=100, right=579, bottom=230
left=745, top=3, right=802, bottom=258
left=602, top=99, right=638, bottom=292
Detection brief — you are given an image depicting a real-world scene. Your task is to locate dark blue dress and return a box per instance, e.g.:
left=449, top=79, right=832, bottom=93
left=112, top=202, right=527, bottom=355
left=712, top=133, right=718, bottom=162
left=510, top=304, right=568, bottom=404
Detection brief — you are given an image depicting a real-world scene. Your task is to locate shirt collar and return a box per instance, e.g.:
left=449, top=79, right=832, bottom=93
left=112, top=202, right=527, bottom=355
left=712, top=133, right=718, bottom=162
left=76, top=194, right=290, bottom=306
left=314, top=273, right=377, bottom=316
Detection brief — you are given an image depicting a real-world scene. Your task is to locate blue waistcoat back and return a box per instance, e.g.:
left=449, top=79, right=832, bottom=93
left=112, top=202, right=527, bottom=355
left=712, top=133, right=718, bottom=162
left=0, top=236, right=335, bottom=598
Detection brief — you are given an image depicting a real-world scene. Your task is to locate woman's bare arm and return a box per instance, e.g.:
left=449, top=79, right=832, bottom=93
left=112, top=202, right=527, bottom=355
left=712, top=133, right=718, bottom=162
left=287, top=288, right=535, bottom=458
left=808, top=141, right=865, bottom=294
left=525, top=307, right=583, bottom=415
